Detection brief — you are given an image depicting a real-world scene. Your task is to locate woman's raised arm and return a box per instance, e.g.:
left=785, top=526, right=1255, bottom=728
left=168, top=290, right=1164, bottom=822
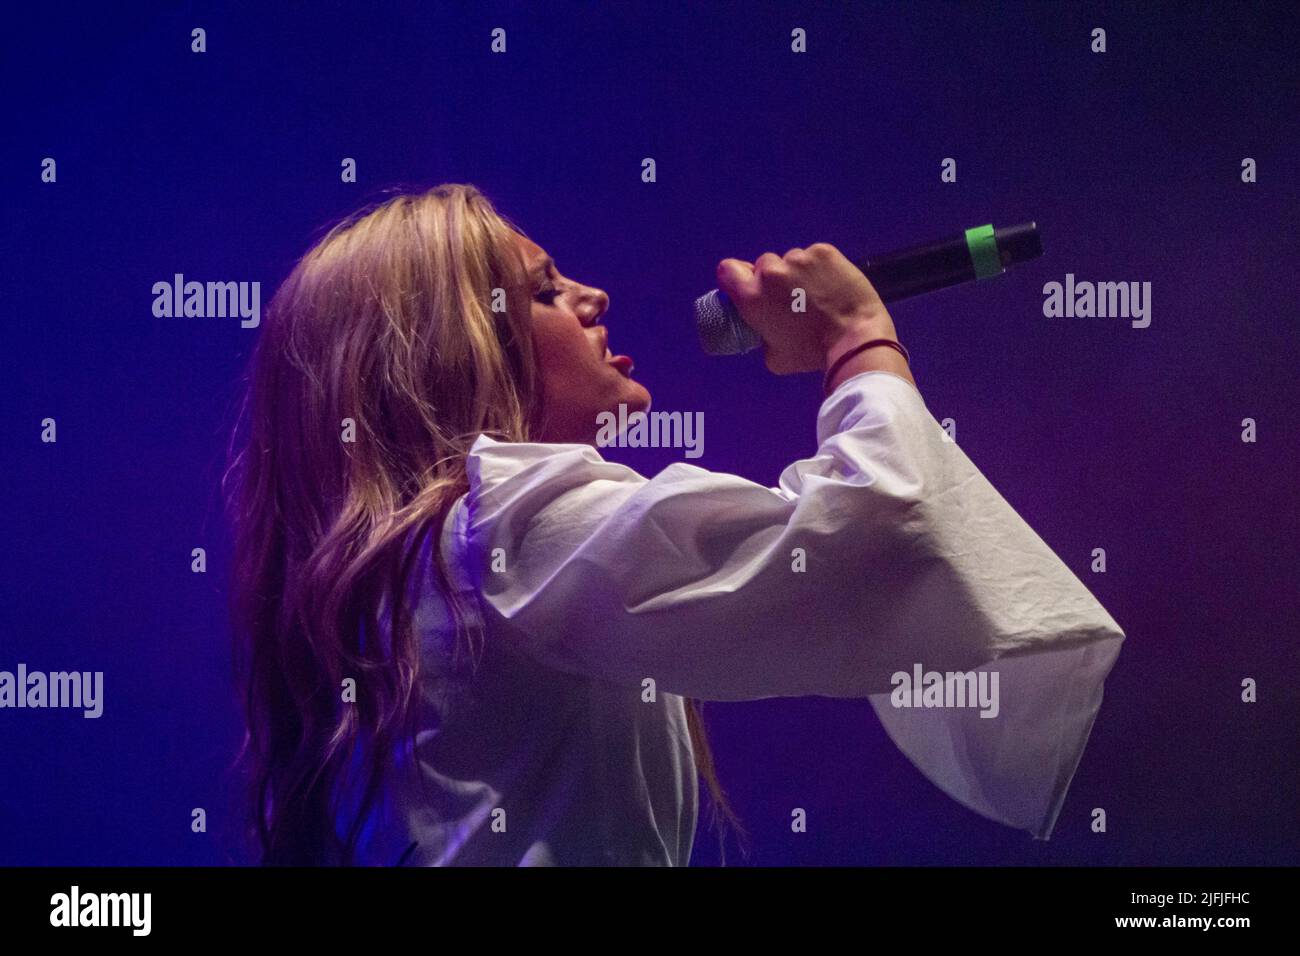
left=451, top=369, right=1123, bottom=703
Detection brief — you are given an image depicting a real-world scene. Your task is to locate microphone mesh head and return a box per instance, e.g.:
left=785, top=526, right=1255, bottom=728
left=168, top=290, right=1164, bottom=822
left=694, top=289, right=761, bottom=356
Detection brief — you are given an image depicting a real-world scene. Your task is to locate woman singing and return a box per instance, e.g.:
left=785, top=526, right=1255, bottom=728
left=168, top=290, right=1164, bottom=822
left=225, top=183, right=1124, bottom=866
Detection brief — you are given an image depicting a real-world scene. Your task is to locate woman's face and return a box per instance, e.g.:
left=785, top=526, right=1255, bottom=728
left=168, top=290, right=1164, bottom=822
left=512, top=230, right=651, bottom=443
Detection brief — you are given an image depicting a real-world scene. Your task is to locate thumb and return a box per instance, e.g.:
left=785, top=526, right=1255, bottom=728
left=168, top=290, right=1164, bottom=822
left=715, top=258, right=758, bottom=300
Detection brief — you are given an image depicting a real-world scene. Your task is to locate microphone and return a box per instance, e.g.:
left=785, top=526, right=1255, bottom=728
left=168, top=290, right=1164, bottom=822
left=695, top=222, right=1043, bottom=356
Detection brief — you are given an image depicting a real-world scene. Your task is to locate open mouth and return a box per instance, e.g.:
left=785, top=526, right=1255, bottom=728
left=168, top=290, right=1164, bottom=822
left=599, top=328, right=634, bottom=377
left=605, top=347, right=635, bottom=377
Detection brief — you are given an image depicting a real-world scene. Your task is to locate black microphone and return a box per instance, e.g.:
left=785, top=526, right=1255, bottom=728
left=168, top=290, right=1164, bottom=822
left=695, top=222, right=1043, bottom=355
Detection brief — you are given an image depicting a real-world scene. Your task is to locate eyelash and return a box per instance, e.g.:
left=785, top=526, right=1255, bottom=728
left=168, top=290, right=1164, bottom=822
left=535, top=282, right=560, bottom=304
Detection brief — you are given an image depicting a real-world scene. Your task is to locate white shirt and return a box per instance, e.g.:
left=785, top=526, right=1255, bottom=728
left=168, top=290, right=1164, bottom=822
left=336, top=369, right=1125, bottom=865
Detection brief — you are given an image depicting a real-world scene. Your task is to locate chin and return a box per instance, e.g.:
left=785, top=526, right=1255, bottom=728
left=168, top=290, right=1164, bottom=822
left=620, top=380, right=652, bottom=414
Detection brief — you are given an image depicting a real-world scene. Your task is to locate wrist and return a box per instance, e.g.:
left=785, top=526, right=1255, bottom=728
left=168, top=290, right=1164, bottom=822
left=822, top=330, right=914, bottom=395
left=822, top=316, right=895, bottom=365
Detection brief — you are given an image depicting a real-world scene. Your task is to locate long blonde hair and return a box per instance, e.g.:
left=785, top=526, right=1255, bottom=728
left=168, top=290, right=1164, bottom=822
left=224, top=183, right=746, bottom=864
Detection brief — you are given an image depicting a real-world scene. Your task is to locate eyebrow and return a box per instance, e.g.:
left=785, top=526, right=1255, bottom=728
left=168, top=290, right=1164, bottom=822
left=529, top=256, right=555, bottom=282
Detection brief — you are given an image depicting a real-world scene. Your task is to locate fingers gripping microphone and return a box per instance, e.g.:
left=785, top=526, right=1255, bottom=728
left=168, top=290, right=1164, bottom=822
left=695, top=222, right=1043, bottom=356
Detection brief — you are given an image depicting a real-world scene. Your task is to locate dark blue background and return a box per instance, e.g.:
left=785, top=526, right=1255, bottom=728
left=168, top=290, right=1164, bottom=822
left=3, top=0, right=1297, bottom=865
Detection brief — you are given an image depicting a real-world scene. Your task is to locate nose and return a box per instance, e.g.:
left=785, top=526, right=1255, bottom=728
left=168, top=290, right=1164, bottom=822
left=578, top=286, right=610, bottom=326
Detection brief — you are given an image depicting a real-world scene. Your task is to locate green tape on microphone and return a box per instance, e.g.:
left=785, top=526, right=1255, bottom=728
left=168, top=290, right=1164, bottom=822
left=965, top=224, right=1003, bottom=279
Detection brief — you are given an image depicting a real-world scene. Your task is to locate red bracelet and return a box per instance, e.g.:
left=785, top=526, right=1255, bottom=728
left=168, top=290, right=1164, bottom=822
left=822, top=338, right=911, bottom=396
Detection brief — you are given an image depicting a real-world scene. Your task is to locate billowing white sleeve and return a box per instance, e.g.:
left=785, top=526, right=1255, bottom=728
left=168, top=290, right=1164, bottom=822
left=455, top=369, right=1125, bottom=837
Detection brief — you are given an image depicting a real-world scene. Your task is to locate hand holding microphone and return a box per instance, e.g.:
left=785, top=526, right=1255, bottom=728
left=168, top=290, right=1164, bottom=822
left=701, top=222, right=1043, bottom=392
left=715, top=243, right=914, bottom=389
